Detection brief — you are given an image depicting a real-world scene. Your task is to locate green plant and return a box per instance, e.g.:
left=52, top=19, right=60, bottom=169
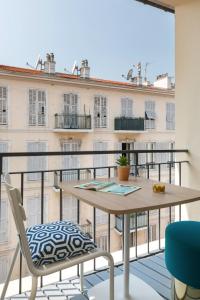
left=116, top=155, right=129, bottom=166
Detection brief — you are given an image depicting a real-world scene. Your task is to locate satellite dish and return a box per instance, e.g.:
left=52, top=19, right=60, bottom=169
left=72, top=60, right=78, bottom=74
left=127, top=69, right=133, bottom=80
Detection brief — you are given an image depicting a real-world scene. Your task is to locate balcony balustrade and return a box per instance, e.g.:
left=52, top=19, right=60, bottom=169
left=114, top=117, right=145, bottom=131
left=55, top=113, right=92, bottom=130
left=0, top=148, right=188, bottom=299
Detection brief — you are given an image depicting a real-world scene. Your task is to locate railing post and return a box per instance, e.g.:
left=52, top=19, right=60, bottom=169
left=134, top=152, right=138, bottom=176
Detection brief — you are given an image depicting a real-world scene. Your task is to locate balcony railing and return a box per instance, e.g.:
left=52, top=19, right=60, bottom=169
left=0, top=148, right=188, bottom=297
left=55, top=113, right=92, bottom=130
left=114, top=117, right=145, bottom=131
left=115, top=212, right=147, bottom=233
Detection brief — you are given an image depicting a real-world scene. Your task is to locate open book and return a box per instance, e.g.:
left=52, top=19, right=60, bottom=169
left=74, top=181, right=141, bottom=196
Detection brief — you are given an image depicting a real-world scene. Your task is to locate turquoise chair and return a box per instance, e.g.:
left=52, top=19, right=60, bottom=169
left=165, top=221, right=200, bottom=299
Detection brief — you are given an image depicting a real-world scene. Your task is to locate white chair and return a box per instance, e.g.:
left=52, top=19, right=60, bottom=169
left=1, top=175, right=114, bottom=300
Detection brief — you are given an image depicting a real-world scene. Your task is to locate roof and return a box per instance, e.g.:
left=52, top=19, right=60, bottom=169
left=0, top=64, right=174, bottom=95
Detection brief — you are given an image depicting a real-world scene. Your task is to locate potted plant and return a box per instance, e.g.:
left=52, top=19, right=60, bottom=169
left=116, top=155, right=130, bottom=181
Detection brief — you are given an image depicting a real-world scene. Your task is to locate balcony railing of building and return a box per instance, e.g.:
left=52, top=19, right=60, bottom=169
left=55, top=114, right=92, bottom=130
left=0, top=148, right=188, bottom=297
left=115, top=212, right=148, bottom=233
left=114, top=117, right=145, bottom=131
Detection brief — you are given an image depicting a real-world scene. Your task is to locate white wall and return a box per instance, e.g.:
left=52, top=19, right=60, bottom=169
left=175, top=0, right=200, bottom=220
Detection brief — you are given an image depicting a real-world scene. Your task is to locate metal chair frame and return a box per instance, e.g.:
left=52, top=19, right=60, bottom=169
left=1, top=175, right=114, bottom=300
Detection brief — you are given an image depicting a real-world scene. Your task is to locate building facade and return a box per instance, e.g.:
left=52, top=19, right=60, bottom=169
left=0, top=58, right=175, bottom=283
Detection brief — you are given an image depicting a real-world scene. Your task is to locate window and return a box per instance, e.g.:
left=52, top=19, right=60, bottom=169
left=0, top=142, right=8, bottom=174
left=63, top=93, right=79, bottom=128
left=96, top=232, right=108, bottom=251
left=149, top=224, right=157, bottom=242
left=0, top=200, right=8, bottom=243
left=0, top=256, right=9, bottom=283
left=27, top=142, right=47, bottom=181
left=121, top=98, right=133, bottom=117
left=96, top=209, right=107, bottom=225
left=0, top=87, right=8, bottom=125
left=62, top=195, right=77, bottom=223
left=133, top=141, right=147, bottom=166
left=64, top=93, right=78, bottom=114
left=93, top=141, right=108, bottom=176
left=26, top=195, right=48, bottom=227
left=145, top=101, right=156, bottom=129
left=166, top=103, right=175, bottom=130
left=29, top=89, right=46, bottom=126
left=94, top=96, right=107, bottom=128
left=155, top=142, right=172, bottom=169
left=61, top=140, right=80, bottom=181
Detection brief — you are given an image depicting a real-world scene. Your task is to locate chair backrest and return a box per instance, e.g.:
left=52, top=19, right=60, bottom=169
left=4, top=174, right=37, bottom=274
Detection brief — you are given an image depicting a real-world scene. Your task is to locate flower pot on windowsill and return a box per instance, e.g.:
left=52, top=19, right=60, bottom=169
left=117, top=165, right=130, bottom=181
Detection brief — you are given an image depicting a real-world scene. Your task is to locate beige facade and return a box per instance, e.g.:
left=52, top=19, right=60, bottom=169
left=0, top=65, right=175, bottom=284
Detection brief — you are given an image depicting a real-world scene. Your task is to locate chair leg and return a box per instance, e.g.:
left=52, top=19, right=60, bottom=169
left=80, top=263, right=84, bottom=293
left=29, top=276, right=37, bottom=300
left=0, top=243, right=20, bottom=300
left=103, top=253, right=114, bottom=300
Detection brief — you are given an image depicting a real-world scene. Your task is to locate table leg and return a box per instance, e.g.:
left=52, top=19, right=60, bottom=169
left=124, top=213, right=130, bottom=299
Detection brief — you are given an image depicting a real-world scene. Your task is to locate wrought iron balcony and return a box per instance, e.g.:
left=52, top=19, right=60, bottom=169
left=115, top=212, right=147, bottom=233
left=55, top=114, right=92, bottom=130
left=114, top=117, right=145, bottom=131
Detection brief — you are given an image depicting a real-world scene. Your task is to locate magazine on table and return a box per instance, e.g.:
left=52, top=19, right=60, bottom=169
left=74, top=181, right=141, bottom=196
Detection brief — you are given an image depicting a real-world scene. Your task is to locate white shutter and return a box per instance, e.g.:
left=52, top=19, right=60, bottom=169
left=27, top=142, right=47, bottom=181
left=62, top=140, right=80, bottom=181
left=62, top=195, right=77, bottom=223
left=64, top=93, right=78, bottom=114
left=155, top=142, right=170, bottom=168
left=96, top=209, right=107, bottom=225
left=93, top=141, right=108, bottom=176
left=145, top=101, right=156, bottom=129
left=29, top=89, right=46, bottom=126
left=94, top=96, right=107, bottom=128
left=38, top=91, right=46, bottom=126
left=29, top=89, right=37, bottom=125
left=134, top=142, right=147, bottom=165
left=121, top=98, right=133, bottom=117
left=0, top=87, right=7, bottom=125
left=26, top=195, right=48, bottom=227
left=166, top=103, right=175, bottom=130
left=0, top=256, right=9, bottom=283
left=0, top=200, right=8, bottom=243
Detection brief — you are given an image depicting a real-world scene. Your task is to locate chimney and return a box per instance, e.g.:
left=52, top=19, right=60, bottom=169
left=44, top=53, right=56, bottom=74
left=80, top=59, right=90, bottom=79
left=154, top=73, right=172, bottom=89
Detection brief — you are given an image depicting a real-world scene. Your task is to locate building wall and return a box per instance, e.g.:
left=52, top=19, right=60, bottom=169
left=0, top=73, right=175, bottom=282
left=175, top=0, right=200, bottom=220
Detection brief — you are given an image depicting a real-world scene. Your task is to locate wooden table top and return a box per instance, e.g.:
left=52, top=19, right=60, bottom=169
left=61, top=177, right=200, bottom=214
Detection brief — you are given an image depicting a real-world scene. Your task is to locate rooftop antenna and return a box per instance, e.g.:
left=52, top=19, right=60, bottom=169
left=35, top=54, right=43, bottom=70
left=26, top=62, right=35, bottom=69
left=122, top=68, right=133, bottom=81
left=144, top=62, right=150, bottom=82
left=72, top=60, right=79, bottom=75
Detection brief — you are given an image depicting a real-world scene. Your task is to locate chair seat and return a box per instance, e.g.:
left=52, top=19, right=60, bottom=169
left=165, top=221, right=200, bottom=289
left=26, top=220, right=96, bottom=267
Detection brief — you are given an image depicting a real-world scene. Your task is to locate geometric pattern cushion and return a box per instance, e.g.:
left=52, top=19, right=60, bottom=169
left=26, top=220, right=96, bottom=267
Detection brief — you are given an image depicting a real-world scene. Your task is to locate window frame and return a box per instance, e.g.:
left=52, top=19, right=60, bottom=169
left=94, top=95, right=108, bottom=128
left=28, top=88, right=47, bottom=127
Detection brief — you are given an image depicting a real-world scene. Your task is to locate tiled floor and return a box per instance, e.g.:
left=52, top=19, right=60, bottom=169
left=8, top=253, right=171, bottom=300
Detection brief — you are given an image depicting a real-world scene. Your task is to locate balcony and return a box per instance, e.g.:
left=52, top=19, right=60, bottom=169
left=115, top=212, right=147, bottom=233
left=0, top=149, right=188, bottom=299
left=114, top=117, right=145, bottom=131
left=54, top=114, right=92, bottom=132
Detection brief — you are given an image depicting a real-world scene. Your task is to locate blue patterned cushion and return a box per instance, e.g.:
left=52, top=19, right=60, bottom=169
left=26, top=220, right=96, bottom=266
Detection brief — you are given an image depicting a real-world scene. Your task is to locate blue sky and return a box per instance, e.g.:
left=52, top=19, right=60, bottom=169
left=0, top=0, right=174, bottom=83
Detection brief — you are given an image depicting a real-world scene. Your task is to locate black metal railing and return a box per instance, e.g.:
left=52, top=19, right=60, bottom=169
left=0, top=148, right=189, bottom=295
left=115, top=212, right=147, bottom=232
left=115, top=117, right=145, bottom=131
left=55, top=114, right=92, bottom=130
